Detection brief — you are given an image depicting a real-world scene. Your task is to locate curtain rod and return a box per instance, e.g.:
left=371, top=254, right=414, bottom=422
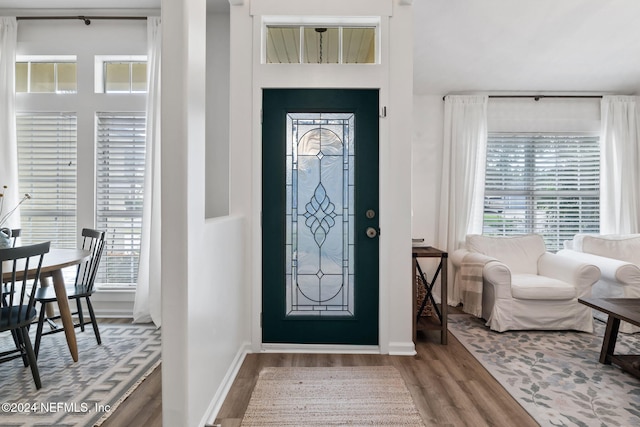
left=17, top=16, right=147, bottom=25
left=443, top=94, right=603, bottom=101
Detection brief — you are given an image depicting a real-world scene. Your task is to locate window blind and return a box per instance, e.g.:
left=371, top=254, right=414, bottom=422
left=96, top=113, right=146, bottom=286
left=483, top=134, right=600, bottom=252
left=16, top=113, right=78, bottom=249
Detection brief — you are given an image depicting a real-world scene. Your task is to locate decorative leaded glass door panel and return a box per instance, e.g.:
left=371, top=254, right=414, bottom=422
left=262, top=89, right=379, bottom=345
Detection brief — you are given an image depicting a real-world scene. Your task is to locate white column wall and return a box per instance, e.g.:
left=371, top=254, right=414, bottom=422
left=162, top=0, right=248, bottom=426
left=160, top=0, right=190, bottom=423
left=386, top=0, right=414, bottom=353
left=162, top=0, right=248, bottom=425
left=411, top=95, right=444, bottom=245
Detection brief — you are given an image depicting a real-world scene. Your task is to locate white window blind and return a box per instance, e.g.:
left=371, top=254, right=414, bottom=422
left=16, top=113, right=78, bottom=249
left=96, top=113, right=146, bottom=286
left=483, top=134, right=600, bottom=251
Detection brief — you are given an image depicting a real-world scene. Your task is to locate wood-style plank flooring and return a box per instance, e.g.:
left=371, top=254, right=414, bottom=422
left=102, top=311, right=539, bottom=427
left=97, top=319, right=162, bottom=427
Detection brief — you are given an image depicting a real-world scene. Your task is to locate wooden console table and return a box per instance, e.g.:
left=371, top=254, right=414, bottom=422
left=579, top=297, right=640, bottom=379
left=412, top=245, right=448, bottom=344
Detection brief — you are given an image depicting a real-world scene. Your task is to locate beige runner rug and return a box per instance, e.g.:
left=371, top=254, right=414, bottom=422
left=241, top=366, right=425, bottom=426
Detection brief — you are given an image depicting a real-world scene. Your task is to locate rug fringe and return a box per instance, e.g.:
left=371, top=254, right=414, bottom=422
left=94, top=359, right=162, bottom=427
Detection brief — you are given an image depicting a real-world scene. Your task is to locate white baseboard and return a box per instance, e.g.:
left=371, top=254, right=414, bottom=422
left=89, top=289, right=135, bottom=318
left=202, top=341, right=251, bottom=427
left=387, top=341, right=417, bottom=356
left=41, top=289, right=134, bottom=320
left=260, top=343, right=381, bottom=354
left=259, top=342, right=416, bottom=355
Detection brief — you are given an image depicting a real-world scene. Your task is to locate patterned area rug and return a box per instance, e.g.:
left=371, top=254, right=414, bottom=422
left=448, top=314, right=640, bottom=427
left=0, top=323, right=161, bottom=426
left=241, top=366, right=425, bottom=426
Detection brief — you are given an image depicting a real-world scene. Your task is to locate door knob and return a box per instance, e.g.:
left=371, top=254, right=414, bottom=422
left=366, top=227, right=378, bottom=238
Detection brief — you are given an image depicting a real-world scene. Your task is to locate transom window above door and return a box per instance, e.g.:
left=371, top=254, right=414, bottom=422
left=263, top=18, right=380, bottom=64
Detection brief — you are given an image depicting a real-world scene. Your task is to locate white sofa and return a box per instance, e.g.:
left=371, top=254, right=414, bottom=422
left=451, top=234, right=601, bottom=333
left=557, top=234, right=640, bottom=333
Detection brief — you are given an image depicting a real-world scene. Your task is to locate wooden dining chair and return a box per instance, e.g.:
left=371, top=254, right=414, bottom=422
left=0, top=241, right=51, bottom=390
left=34, top=228, right=106, bottom=358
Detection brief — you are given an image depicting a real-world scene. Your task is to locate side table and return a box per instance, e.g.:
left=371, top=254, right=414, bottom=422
left=412, top=245, right=448, bottom=344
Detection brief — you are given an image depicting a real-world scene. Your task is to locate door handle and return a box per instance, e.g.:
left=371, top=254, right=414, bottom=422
left=366, top=227, right=378, bottom=239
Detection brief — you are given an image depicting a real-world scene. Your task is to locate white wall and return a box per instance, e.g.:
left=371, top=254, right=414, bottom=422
left=194, top=216, right=247, bottom=425
left=411, top=95, right=444, bottom=244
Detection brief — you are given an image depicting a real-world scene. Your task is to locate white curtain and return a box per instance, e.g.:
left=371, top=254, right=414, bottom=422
left=0, top=17, right=19, bottom=227
left=437, top=95, right=488, bottom=306
left=600, top=96, right=640, bottom=234
left=133, top=17, right=162, bottom=326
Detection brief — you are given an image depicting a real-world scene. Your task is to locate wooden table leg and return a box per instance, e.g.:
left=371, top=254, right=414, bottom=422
left=49, top=269, right=78, bottom=362
left=39, top=274, right=55, bottom=318
left=600, top=316, right=620, bottom=365
left=412, top=257, right=417, bottom=343
left=441, top=255, right=448, bottom=345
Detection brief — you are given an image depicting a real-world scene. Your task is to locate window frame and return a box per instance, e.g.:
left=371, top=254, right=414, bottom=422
left=95, top=112, right=147, bottom=288
left=482, top=132, right=601, bottom=251
left=94, top=55, right=147, bottom=94
left=15, top=112, right=78, bottom=249
left=262, top=16, right=381, bottom=64
left=15, top=54, right=147, bottom=289
left=15, top=55, right=78, bottom=94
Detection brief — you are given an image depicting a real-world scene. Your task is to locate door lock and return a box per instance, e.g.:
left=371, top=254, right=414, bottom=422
left=366, top=209, right=376, bottom=219
left=366, top=227, right=378, bottom=238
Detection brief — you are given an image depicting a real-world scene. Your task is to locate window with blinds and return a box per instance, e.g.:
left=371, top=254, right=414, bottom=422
left=16, top=113, right=78, bottom=249
left=483, top=134, right=600, bottom=252
left=96, top=113, right=146, bottom=286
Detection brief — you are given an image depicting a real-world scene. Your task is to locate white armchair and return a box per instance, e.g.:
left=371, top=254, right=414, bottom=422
left=451, top=234, right=601, bottom=333
left=557, top=234, right=640, bottom=333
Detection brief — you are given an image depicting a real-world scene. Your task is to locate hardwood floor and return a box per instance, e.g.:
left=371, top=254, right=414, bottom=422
left=213, top=323, right=538, bottom=427
left=100, top=362, right=162, bottom=427
left=97, top=318, right=162, bottom=427
left=103, top=311, right=539, bottom=427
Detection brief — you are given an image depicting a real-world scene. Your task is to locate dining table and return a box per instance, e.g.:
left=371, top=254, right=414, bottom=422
left=2, top=247, right=90, bottom=362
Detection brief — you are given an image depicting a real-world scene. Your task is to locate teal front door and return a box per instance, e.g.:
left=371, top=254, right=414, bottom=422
left=262, top=89, right=379, bottom=345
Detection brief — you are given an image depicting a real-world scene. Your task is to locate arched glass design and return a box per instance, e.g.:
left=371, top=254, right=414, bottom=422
left=285, top=113, right=355, bottom=317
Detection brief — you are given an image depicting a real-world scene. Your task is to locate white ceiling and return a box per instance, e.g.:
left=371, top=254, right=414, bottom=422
left=3, top=0, right=640, bottom=96
left=414, top=0, right=640, bottom=96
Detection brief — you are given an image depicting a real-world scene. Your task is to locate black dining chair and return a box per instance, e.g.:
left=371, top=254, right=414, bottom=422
left=0, top=241, right=51, bottom=390
left=10, top=228, right=21, bottom=247
left=34, top=228, right=106, bottom=358
left=1, top=229, right=22, bottom=305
